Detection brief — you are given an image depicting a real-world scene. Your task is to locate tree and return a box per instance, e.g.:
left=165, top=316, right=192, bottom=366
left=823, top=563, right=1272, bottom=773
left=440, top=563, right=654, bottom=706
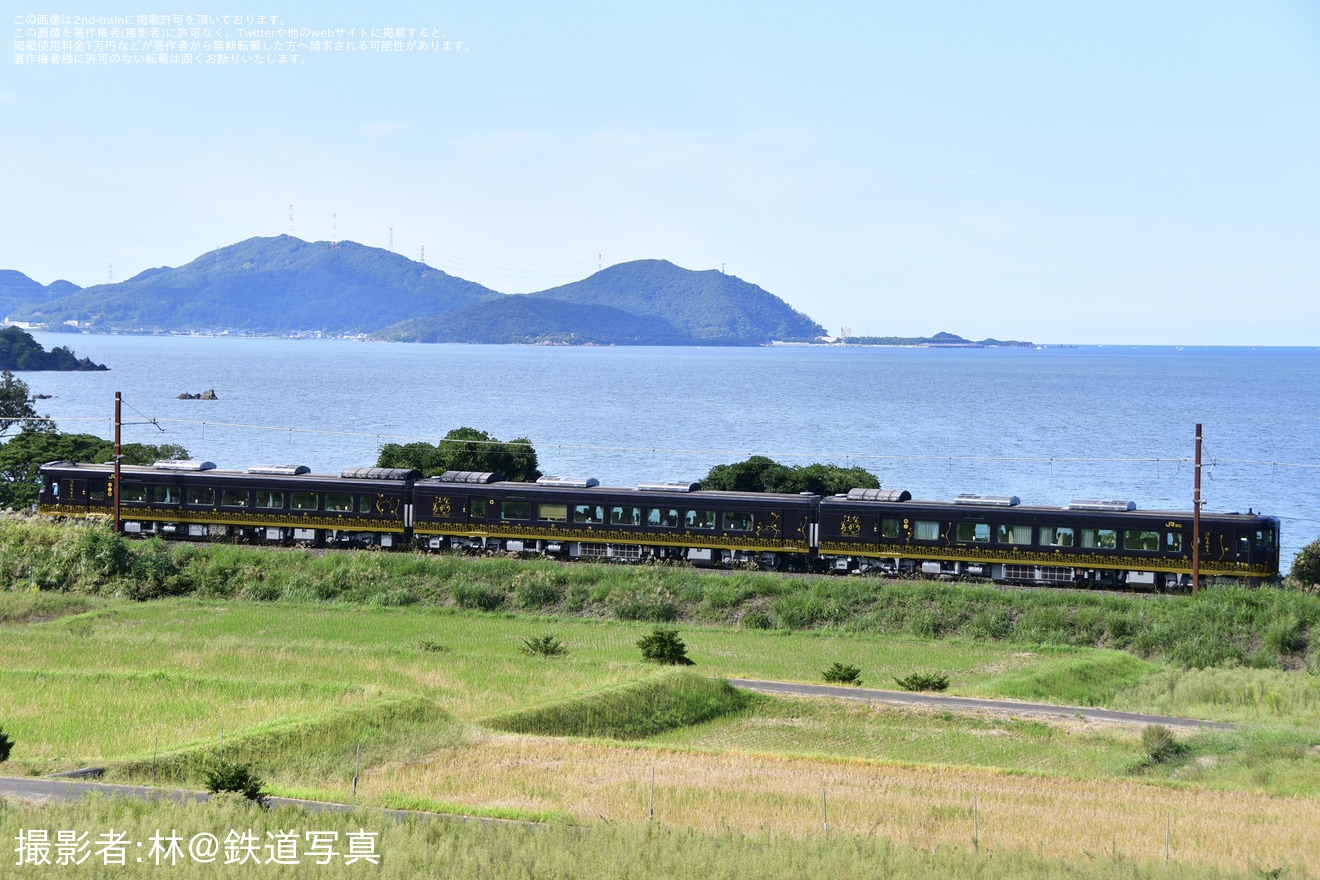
left=378, top=427, right=541, bottom=481
left=0, top=727, right=13, bottom=762
left=700, top=455, right=880, bottom=496
left=0, top=371, right=44, bottom=440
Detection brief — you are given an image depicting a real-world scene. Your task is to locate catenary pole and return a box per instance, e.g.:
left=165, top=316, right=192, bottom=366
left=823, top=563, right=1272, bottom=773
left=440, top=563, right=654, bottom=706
left=113, top=392, right=122, bottom=533
left=1192, top=424, right=1202, bottom=596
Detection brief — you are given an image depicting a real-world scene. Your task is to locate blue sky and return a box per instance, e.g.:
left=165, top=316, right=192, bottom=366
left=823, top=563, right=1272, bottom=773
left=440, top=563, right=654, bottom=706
left=3, top=1, right=1318, bottom=344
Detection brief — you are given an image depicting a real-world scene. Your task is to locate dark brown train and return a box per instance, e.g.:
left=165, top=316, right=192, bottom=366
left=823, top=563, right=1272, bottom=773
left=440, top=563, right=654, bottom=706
left=37, top=460, right=1280, bottom=589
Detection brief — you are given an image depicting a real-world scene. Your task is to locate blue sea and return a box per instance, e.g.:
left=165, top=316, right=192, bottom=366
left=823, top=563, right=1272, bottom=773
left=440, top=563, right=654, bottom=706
left=21, top=335, right=1320, bottom=571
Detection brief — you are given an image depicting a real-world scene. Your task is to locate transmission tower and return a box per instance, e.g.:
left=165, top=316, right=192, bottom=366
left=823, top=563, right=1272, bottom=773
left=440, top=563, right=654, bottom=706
left=287, top=204, right=294, bottom=237
left=331, top=213, right=339, bottom=250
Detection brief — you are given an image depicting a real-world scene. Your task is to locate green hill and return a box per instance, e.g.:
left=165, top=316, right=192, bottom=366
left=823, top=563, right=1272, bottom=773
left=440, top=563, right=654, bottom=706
left=0, top=270, right=81, bottom=323
left=375, top=295, right=694, bottom=345
left=528, top=260, right=824, bottom=344
left=0, top=326, right=107, bottom=370
left=9, top=237, right=497, bottom=335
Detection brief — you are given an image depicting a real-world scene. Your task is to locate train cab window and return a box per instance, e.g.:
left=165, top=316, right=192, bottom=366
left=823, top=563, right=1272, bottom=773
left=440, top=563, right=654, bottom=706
left=153, top=486, right=181, bottom=504
left=291, top=492, right=318, bottom=511
left=573, top=504, right=606, bottom=524
left=686, top=510, right=717, bottom=529
left=1080, top=528, right=1117, bottom=549
left=121, top=484, right=146, bottom=503
left=1123, top=530, right=1160, bottom=551
left=1041, top=526, right=1074, bottom=547
left=997, top=524, right=1032, bottom=545
left=325, top=493, right=353, bottom=512
left=881, top=517, right=901, bottom=538
left=256, top=490, right=284, bottom=509
left=89, top=479, right=108, bottom=501
left=1256, top=528, right=1276, bottom=549
left=501, top=500, right=531, bottom=520
left=1166, top=532, right=1183, bottom=553
left=538, top=503, right=568, bottom=522
left=956, top=522, right=990, bottom=543
left=221, top=489, right=249, bottom=508
left=913, top=520, right=940, bottom=541
left=186, top=487, right=214, bottom=506
left=722, top=511, right=754, bottom=532
left=611, top=506, right=642, bottom=526
left=648, top=508, right=679, bottom=528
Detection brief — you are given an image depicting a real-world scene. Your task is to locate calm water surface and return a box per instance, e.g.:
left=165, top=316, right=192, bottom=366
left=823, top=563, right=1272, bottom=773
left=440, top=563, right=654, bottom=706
left=23, top=335, right=1320, bottom=570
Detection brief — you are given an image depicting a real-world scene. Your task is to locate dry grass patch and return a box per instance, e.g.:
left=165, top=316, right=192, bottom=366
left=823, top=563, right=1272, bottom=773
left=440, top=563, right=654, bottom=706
left=361, top=734, right=1320, bottom=872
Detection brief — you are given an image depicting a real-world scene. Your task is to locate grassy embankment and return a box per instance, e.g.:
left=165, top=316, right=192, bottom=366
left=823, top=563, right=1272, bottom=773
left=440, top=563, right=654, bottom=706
left=5, top=518, right=1320, bottom=872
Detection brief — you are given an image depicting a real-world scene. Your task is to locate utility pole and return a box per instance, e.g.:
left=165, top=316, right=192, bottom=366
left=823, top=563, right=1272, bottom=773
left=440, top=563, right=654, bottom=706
left=1192, top=423, right=1202, bottom=596
left=113, top=392, right=122, bottom=533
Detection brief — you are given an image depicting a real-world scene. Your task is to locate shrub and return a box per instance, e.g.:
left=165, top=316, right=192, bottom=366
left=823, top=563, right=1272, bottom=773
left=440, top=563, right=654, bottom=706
left=0, top=728, right=13, bottom=762
left=513, top=568, right=566, bottom=609
left=740, top=609, right=773, bottom=630
left=416, top=639, right=449, bottom=653
left=609, top=585, right=678, bottom=622
left=822, top=662, right=862, bottom=686
left=521, top=634, right=569, bottom=658
left=893, top=671, right=949, bottom=692
left=1290, top=538, right=1320, bottom=591
left=637, top=628, right=694, bottom=666
left=204, top=759, right=268, bottom=806
left=453, top=581, right=503, bottom=611
left=1141, top=724, right=1184, bottom=764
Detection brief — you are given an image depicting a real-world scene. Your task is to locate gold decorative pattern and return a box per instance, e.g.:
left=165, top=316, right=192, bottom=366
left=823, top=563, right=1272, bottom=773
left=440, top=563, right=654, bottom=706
left=39, top=504, right=406, bottom=533
left=412, top=521, right=808, bottom=551
left=816, top=541, right=1270, bottom=576
left=431, top=497, right=452, bottom=518
left=839, top=515, right=861, bottom=537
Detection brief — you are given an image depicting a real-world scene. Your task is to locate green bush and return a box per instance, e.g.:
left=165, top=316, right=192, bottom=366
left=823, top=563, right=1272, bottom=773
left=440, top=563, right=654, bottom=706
left=610, top=586, right=678, bottom=622
left=0, top=728, right=13, bottom=762
left=203, top=758, right=268, bottom=806
left=637, top=628, right=694, bottom=666
left=893, top=671, right=949, bottom=692
left=520, top=633, right=569, bottom=658
left=513, top=568, right=566, bottom=609
left=416, top=639, right=449, bottom=653
left=1291, top=538, right=1320, bottom=591
left=822, top=662, right=862, bottom=686
left=740, top=609, right=774, bottom=630
left=453, top=581, right=504, bottom=611
left=1140, top=724, right=1184, bottom=763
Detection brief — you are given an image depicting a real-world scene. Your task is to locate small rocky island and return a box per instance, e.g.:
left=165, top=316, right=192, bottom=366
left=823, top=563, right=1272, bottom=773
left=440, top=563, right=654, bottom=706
left=0, top=326, right=108, bottom=371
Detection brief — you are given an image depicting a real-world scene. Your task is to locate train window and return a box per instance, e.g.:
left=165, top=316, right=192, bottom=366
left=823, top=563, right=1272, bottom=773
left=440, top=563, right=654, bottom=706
left=1237, top=531, right=1250, bottom=554
left=611, top=506, right=642, bottom=526
left=722, top=511, right=754, bottom=532
left=89, top=479, right=107, bottom=501
left=686, top=510, right=717, bottom=529
left=1123, top=530, right=1160, bottom=551
left=359, top=496, right=375, bottom=514
left=186, top=487, right=214, bottom=506
left=997, top=524, right=1032, bottom=545
left=913, top=520, right=940, bottom=540
left=538, top=503, right=568, bottom=522
left=1257, top=528, right=1276, bottom=549
left=1080, top=528, right=1117, bottom=549
left=256, top=490, right=284, bottom=509
left=291, top=492, right=318, bottom=511
left=121, top=484, right=146, bottom=503
left=501, top=500, right=532, bottom=520
left=881, top=517, right=901, bottom=538
left=221, top=489, right=249, bottom=508
left=1166, top=532, right=1183, bottom=553
left=956, top=522, right=990, bottom=543
left=325, top=493, right=353, bottom=512
left=573, top=505, right=606, bottom=524
left=1041, top=526, right=1074, bottom=547
left=648, top=508, right=679, bottom=528
left=153, top=486, right=181, bottom=504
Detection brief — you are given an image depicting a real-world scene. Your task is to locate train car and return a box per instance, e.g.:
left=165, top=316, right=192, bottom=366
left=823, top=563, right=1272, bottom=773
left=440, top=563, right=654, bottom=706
left=410, top=471, right=816, bottom=568
left=38, top=460, right=420, bottom=548
left=817, top=489, right=1281, bottom=588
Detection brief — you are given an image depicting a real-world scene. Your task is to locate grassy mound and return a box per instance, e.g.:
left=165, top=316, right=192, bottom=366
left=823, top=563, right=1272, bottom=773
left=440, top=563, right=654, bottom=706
left=112, top=696, right=467, bottom=786
left=487, top=672, right=759, bottom=740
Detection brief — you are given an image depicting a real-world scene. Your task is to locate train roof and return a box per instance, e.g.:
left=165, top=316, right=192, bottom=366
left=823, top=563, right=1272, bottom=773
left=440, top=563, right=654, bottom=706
left=817, top=491, right=1275, bottom=521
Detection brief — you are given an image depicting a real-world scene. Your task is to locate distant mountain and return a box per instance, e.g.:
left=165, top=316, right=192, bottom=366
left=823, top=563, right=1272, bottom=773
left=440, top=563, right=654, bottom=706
left=841, top=330, right=1034, bottom=348
left=9, top=236, right=497, bottom=335
left=375, top=295, right=694, bottom=345
left=0, top=326, right=107, bottom=371
left=7, top=240, right=827, bottom=346
left=0, top=270, right=82, bottom=322
left=526, top=260, right=825, bottom=344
